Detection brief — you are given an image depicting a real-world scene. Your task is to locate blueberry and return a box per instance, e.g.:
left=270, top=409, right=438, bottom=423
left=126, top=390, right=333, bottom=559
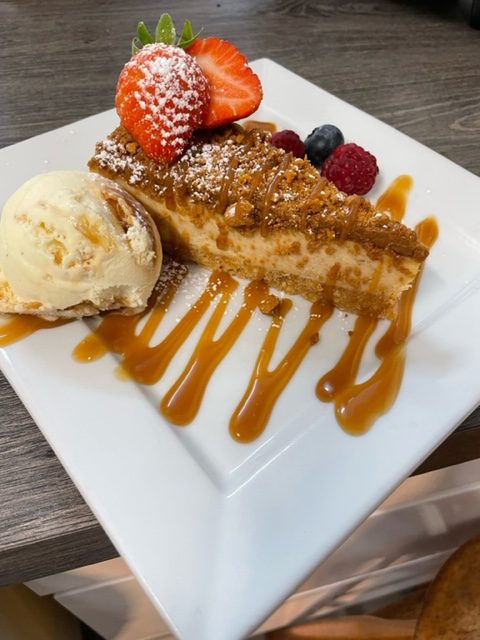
left=304, top=125, right=344, bottom=168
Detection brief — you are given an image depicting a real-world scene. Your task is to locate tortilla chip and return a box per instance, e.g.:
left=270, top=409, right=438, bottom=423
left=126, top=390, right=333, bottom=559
left=414, top=535, right=480, bottom=639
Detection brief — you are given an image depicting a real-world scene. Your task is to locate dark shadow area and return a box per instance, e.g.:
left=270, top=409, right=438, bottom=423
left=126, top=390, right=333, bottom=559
left=81, top=622, right=105, bottom=640
left=390, top=0, right=473, bottom=24
left=459, top=0, right=480, bottom=26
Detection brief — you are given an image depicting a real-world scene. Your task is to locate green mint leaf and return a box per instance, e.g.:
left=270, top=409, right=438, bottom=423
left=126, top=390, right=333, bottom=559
left=155, top=13, right=176, bottom=45
left=137, top=21, right=154, bottom=46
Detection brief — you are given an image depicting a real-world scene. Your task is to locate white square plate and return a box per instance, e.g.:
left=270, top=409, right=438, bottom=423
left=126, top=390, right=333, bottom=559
left=1, top=59, right=480, bottom=640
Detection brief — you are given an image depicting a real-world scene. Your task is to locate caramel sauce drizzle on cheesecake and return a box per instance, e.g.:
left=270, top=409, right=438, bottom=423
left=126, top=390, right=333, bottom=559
left=217, top=155, right=239, bottom=215
left=260, top=154, right=291, bottom=235
left=340, top=195, right=363, bottom=240
left=0, top=176, right=438, bottom=442
left=243, top=120, right=277, bottom=133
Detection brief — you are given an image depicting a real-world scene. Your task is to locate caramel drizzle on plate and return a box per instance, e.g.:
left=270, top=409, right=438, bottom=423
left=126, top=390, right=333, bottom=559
left=316, top=177, right=438, bottom=434
left=0, top=176, right=437, bottom=442
left=376, top=175, right=413, bottom=222
left=0, top=315, right=67, bottom=346
left=161, top=279, right=269, bottom=425
left=230, top=299, right=333, bottom=442
left=74, top=271, right=235, bottom=387
left=331, top=216, right=438, bottom=434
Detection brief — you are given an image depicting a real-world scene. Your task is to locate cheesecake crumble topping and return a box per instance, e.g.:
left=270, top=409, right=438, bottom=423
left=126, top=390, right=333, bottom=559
left=89, top=125, right=428, bottom=261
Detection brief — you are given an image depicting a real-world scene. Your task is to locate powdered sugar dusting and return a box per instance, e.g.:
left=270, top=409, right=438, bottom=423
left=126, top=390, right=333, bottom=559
left=96, top=138, right=145, bottom=185
left=156, top=255, right=189, bottom=293
left=117, top=43, right=209, bottom=160
left=91, top=127, right=349, bottom=231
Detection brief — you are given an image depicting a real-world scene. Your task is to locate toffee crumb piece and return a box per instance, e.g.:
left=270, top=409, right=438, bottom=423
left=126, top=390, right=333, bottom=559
left=259, top=293, right=281, bottom=315
left=224, top=200, right=255, bottom=227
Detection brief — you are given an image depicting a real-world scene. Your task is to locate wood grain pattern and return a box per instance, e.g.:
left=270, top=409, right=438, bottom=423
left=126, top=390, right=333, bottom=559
left=0, top=0, right=479, bottom=585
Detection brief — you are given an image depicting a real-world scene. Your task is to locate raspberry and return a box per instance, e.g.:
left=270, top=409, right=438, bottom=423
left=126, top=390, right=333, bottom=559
left=270, top=130, right=305, bottom=158
left=321, top=143, right=379, bottom=195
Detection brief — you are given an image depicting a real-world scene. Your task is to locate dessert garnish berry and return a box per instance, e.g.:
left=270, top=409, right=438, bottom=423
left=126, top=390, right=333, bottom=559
left=321, top=143, right=379, bottom=195
left=304, top=124, right=344, bottom=168
left=116, top=14, right=209, bottom=163
left=116, top=12, right=263, bottom=162
left=187, top=37, right=263, bottom=128
left=270, top=130, right=305, bottom=158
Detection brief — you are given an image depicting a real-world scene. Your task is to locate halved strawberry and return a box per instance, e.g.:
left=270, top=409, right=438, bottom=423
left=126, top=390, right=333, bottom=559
left=187, top=37, right=263, bottom=128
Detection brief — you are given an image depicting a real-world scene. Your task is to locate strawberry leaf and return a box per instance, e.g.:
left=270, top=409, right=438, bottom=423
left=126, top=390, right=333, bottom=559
left=128, top=13, right=202, bottom=54
left=131, top=36, right=142, bottom=55
left=155, top=13, right=176, bottom=45
left=177, top=20, right=203, bottom=48
left=178, top=20, right=193, bottom=45
left=137, top=21, right=154, bottom=46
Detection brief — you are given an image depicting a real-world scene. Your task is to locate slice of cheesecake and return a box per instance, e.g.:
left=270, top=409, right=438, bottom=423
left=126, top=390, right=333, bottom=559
left=88, top=125, right=428, bottom=319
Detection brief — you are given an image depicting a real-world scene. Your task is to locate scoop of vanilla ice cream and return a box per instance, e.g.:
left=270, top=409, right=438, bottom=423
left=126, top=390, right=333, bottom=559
left=0, top=171, right=162, bottom=317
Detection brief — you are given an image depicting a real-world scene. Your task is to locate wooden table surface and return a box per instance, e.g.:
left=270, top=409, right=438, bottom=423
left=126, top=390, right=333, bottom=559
left=1, top=0, right=479, bottom=586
